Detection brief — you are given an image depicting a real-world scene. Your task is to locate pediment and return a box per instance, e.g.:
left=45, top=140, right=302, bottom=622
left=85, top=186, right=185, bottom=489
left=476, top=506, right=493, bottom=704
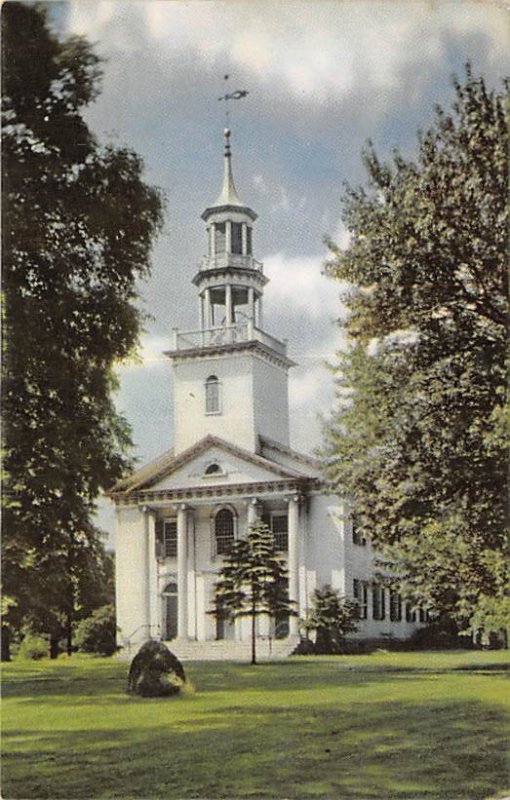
left=109, top=435, right=310, bottom=497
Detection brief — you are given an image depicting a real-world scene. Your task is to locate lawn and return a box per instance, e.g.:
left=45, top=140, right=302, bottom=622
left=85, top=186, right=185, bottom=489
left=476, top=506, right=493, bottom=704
left=2, top=650, right=509, bottom=800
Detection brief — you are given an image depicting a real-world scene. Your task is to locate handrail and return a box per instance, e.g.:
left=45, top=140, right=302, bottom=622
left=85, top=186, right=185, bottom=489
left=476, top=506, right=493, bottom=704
left=172, top=323, right=287, bottom=357
left=198, top=253, right=264, bottom=272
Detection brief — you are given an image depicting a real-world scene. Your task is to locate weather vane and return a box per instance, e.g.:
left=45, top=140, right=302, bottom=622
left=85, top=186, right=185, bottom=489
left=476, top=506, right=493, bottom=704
left=218, top=74, right=249, bottom=126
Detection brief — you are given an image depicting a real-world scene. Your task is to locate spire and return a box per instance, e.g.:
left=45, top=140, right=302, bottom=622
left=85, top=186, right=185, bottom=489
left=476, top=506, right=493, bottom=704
left=214, top=128, right=242, bottom=207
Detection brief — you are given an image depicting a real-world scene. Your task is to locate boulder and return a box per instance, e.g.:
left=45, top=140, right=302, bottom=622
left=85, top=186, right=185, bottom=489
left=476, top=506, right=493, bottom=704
left=127, top=640, right=186, bottom=697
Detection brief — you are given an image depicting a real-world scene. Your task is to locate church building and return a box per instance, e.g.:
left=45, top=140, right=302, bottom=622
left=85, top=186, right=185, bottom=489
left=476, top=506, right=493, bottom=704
left=109, top=129, right=422, bottom=658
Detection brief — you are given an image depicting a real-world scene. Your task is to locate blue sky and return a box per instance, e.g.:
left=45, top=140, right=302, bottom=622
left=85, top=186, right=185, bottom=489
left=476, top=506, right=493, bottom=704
left=55, top=1, right=509, bottom=539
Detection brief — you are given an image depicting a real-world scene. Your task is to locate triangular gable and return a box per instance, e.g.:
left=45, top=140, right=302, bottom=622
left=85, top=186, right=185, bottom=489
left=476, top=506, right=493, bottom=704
left=108, top=434, right=309, bottom=497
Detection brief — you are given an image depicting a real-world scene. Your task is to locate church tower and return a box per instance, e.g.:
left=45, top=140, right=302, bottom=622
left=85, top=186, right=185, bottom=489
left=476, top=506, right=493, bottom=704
left=166, top=128, right=295, bottom=454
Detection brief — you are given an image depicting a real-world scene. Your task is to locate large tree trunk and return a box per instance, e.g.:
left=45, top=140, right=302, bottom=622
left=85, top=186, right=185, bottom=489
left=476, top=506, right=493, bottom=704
left=66, top=615, right=73, bottom=656
left=1, top=626, right=11, bottom=662
left=49, top=634, right=60, bottom=659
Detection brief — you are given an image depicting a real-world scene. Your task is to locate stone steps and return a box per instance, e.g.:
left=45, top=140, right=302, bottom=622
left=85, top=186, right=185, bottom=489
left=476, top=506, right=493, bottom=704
left=162, top=636, right=300, bottom=661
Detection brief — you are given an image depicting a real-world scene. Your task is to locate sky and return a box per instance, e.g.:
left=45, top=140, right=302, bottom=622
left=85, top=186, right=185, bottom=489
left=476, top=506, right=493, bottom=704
left=53, top=0, right=509, bottom=539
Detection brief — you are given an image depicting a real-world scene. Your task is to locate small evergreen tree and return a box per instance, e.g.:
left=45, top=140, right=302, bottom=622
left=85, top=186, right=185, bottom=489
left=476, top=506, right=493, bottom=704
left=305, top=585, right=359, bottom=654
left=211, top=522, right=295, bottom=664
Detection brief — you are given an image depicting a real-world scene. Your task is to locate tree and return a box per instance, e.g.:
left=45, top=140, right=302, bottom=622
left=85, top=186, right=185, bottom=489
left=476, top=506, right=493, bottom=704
left=74, top=604, right=117, bottom=657
left=304, top=585, right=359, bottom=654
left=1, top=3, right=164, bottom=657
left=322, top=66, right=508, bottom=639
left=211, top=522, right=295, bottom=664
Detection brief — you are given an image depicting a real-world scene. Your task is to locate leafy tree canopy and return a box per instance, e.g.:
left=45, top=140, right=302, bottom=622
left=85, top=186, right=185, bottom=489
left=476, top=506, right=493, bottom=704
left=322, top=66, right=508, bottom=639
left=1, top=2, right=164, bottom=653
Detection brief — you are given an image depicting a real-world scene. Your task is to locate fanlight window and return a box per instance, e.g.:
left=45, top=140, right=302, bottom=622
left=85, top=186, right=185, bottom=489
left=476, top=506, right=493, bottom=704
left=205, top=463, right=221, bottom=475
left=205, top=375, right=220, bottom=414
left=215, top=508, right=235, bottom=555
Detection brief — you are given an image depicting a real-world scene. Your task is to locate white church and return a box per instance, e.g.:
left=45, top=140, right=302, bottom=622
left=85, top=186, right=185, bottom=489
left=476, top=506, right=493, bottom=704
left=110, top=129, right=423, bottom=658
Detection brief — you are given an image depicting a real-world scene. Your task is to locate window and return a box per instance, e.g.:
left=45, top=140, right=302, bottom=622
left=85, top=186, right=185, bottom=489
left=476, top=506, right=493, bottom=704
left=405, top=603, right=416, bottom=623
left=352, top=514, right=366, bottom=546
left=274, top=577, right=290, bottom=639
left=205, top=462, right=221, bottom=475
left=372, top=584, right=386, bottom=621
left=389, top=590, right=402, bottom=622
left=205, top=375, right=220, bottom=414
left=215, top=508, right=235, bottom=555
left=418, top=607, right=428, bottom=623
left=271, top=513, right=288, bottom=552
left=353, top=579, right=368, bottom=619
left=163, top=521, right=177, bottom=558
left=231, top=222, right=242, bottom=254
left=246, top=226, right=252, bottom=255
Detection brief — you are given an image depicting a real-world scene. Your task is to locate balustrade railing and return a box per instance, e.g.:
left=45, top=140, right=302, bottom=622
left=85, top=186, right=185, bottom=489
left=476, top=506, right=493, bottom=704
left=198, top=253, right=264, bottom=272
left=172, top=323, right=287, bottom=356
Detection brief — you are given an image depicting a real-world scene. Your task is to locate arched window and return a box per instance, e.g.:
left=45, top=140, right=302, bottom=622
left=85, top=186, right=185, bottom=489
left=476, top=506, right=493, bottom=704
left=215, top=508, right=235, bottom=555
left=205, top=375, right=220, bottom=414
left=205, top=462, right=221, bottom=475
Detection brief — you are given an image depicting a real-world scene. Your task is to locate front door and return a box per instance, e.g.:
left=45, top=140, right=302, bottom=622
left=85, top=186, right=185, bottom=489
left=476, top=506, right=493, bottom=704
left=162, top=582, right=178, bottom=640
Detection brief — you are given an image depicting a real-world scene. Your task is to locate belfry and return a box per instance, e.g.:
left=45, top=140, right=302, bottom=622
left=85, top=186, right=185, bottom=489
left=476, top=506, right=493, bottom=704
left=110, top=128, right=423, bottom=657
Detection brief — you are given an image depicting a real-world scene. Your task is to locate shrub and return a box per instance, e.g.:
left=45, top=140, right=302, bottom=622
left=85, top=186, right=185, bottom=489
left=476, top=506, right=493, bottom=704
left=18, top=633, right=48, bottom=660
left=74, top=605, right=117, bottom=656
left=302, top=585, right=359, bottom=654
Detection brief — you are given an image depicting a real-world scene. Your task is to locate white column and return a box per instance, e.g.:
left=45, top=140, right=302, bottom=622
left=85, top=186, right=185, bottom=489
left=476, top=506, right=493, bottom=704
left=288, top=495, right=300, bottom=635
left=199, top=294, right=204, bottom=331
left=247, top=498, right=259, bottom=527
left=141, top=507, right=151, bottom=641
left=210, top=224, right=216, bottom=258
left=225, top=283, right=233, bottom=327
left=241, top=222, right=247, bottom=256
left=257, top=296, right=263, bottom=329
left=204, top=288, right=212, bottom=329
left=147, top=511, right=159, bottom=639
left=177, top=504, right=188, bottom=639
left=248, top=286, right=255, bottom=322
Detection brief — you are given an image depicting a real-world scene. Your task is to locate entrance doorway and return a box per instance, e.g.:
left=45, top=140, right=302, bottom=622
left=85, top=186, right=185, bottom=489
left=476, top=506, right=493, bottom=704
left=162, top=581, right=178, bottom=640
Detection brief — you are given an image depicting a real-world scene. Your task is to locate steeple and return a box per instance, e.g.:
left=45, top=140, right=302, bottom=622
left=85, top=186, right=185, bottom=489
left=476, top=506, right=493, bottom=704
left=214, top=128, right=242, bottom=207
left=165, top=125, right=294, bottom=455
left=195, top=127, right=264, bottom=331
left=202, top=128, right=257, bottom=223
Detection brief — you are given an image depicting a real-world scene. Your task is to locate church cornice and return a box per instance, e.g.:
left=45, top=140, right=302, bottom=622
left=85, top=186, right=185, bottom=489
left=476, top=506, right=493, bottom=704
left=164, top=339, right=296, bottom=369
left=110, top=475, right=322, bottom=506
left=201, top=204, right=257, bottom=222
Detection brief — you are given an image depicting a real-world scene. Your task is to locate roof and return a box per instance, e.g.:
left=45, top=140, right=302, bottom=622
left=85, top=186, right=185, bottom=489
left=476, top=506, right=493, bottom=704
left=107, top=434, right=318, bottom=498
left=201, top=129, right=256, bottom=221
left=259, top=435, right=320, bottom=470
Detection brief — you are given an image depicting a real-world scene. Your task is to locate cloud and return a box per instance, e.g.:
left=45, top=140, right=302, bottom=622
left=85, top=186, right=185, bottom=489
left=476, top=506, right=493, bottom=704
left=264, top=252, right=340, bottom=318
left=68, top=1, right=510, bottom=113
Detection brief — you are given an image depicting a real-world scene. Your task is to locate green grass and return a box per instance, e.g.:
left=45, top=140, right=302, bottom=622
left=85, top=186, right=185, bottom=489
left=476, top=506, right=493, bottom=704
left=2, top=650, right=509, bottom=799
